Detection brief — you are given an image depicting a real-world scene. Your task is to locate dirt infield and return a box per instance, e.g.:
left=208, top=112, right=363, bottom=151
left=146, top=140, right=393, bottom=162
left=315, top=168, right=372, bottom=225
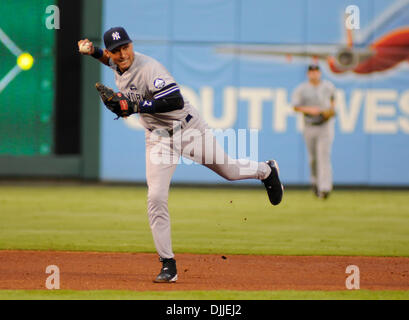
left=0, top=250, right=408, bottom=291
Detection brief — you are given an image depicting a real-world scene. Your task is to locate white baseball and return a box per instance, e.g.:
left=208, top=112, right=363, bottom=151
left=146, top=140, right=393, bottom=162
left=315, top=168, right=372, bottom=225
left=79, top=42, right=91, bottom=54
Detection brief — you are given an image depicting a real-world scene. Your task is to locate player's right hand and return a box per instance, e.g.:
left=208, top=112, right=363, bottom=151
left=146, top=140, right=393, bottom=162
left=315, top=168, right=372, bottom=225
left=77, top=39, right=95, bottom=55
left=307, top=106, right=322, bottom=116
left=297, top=106, right=321, bottom=116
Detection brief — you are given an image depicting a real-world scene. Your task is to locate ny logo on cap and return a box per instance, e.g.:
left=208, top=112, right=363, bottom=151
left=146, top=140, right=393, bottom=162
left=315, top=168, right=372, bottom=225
left=112, top=32, right=121, bottom=40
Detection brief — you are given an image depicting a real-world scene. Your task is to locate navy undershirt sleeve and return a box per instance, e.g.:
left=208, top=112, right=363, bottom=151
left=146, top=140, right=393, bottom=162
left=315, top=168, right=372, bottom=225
left=138, top=85, right=184, bottom=114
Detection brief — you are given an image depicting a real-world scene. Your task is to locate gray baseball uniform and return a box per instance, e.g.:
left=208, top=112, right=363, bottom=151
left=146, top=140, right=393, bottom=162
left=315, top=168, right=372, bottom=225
left=109, top=52, right=271, bottom=259
left=292, top=80, right=336, bottom=193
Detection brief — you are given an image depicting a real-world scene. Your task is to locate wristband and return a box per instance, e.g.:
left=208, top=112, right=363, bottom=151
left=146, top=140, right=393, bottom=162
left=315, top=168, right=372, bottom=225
left=91, top=46, right=103, bottom=59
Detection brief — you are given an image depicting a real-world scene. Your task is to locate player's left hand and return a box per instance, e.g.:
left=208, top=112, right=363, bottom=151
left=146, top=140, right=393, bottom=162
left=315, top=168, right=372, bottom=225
left=95, top=82, right=137, bottom=119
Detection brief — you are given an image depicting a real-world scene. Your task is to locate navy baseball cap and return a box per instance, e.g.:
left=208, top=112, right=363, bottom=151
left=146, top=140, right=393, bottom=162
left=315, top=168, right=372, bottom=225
left=308, top=64, right=320, bottom=71
left=103, top=27, right=132, bottom=51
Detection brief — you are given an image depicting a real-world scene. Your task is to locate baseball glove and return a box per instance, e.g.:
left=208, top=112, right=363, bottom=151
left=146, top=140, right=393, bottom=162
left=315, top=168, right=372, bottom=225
left=95, top=82, right=136, bottom=119
left=321, top=108, right=336, bottom=120
left=307, top=108, right=336, bottom=125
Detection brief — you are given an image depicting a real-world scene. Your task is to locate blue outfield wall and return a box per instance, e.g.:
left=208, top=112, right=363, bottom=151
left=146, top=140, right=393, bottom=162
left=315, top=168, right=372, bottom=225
left=99, top=0, right=409, bottom=186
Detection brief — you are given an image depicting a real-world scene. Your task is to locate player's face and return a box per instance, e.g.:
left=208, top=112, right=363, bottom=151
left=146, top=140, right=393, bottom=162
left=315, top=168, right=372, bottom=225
left=108, top=43, right=135, bottom=72
left=307, top=70, right=321, bottom=83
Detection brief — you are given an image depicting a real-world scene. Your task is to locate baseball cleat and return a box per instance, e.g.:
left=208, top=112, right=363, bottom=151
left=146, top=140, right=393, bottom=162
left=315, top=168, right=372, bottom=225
left=319, top=191, right=330, bottom=200
left=262, top=160, right=284, bottom=206
left=154, top=257, right=178, bottom=283
left=312, top=184, right=319, bottom=197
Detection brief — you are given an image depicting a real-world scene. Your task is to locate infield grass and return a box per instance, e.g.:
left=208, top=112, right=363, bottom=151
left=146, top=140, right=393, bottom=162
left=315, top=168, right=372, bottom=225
left=0, top=185, right=408, bottom=256
left=0, top=289, right=408, bottom=300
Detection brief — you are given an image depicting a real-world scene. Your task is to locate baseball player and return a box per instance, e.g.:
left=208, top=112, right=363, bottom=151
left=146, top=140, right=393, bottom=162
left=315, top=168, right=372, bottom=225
left=292, top=64, right=336, bottom=199
left=78, top=27, right=283, bottom=283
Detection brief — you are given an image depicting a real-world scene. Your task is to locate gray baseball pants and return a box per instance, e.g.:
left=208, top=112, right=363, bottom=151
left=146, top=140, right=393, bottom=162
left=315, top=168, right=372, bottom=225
left=303, top=120, right=334, bottom=193
left=145, top=113, right=271, bottom=259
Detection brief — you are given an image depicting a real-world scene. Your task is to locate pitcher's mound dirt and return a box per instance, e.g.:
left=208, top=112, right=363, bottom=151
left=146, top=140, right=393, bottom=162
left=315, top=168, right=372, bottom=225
left=0, top=250, right=408, bottom=291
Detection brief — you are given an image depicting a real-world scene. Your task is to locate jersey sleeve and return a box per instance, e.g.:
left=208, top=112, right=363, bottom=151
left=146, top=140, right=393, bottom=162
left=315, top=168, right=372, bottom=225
left=143, top=60, right=179, bottom=100
left=291, top=84, right=304, bottom=107
left=328, top=81, right=336, bottom=101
